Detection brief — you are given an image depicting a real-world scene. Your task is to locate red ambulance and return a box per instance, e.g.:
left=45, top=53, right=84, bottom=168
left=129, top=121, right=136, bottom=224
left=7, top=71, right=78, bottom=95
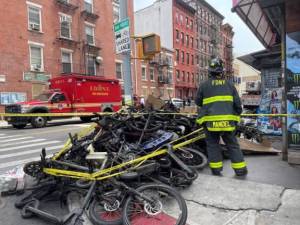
left=5, top=74, right=122, bottom=128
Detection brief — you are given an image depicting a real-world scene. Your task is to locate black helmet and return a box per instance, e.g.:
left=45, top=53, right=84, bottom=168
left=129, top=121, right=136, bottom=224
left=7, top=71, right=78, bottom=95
left=208, top=58, right=224, bottom=76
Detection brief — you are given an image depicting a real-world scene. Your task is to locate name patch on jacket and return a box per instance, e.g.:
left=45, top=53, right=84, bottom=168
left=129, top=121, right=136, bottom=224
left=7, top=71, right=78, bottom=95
left=212, top=121, right=230, bottom=128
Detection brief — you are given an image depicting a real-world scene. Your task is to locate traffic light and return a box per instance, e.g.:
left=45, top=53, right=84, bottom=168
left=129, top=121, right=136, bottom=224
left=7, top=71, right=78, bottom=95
left=142, top=34, right=161, bottom=56
left=136, top=34, right=161, bottom=59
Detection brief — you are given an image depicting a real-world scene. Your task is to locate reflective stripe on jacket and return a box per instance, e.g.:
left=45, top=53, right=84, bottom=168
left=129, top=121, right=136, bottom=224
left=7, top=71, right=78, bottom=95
left=195, top=78, right=242, bottom=131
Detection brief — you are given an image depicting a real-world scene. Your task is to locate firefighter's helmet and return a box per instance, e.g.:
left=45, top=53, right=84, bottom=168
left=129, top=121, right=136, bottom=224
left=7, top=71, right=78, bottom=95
left=208, top=57, right=224, bottom=76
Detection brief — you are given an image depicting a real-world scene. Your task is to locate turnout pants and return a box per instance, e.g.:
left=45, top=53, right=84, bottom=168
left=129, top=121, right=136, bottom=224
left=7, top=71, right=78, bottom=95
left=204, top=128, right=246, bottom=171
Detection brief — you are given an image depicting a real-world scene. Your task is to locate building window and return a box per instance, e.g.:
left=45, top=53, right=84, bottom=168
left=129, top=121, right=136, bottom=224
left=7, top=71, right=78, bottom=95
left=182, top=71, right=185, bottom=82
left=113, top=1, right=120, bottom=23
left=28, top=4, right=42, bottom=32
left=181, top=51, right=185, bottom=64
left=192, top=73, right=195, bottom=83
left=191, top=55, right=194, bottom=65
left=180, top=15, right=183, bottom=25
left=196, top=39, right=199, bottom=49
left=87, top=55, right=96, bottom=75
left=61, top=51, right=72, bottom=73
left=142, top=87, right=148, bottom=97
left=186, top=53, right=189, bottom=65
left=175, top=12, right=179, bottom=24
left=176, top=70, right=180, bottom=80
left=176, top=29, right=179, bottom=41
left=149, top=68, right=154, bottom=81
left=141, top=67, right=147, bottom=80
left=116, top=62, right=123, bottom=79
left=85, top=25, right=95, bottom=45
left=187, top=72, right=190, bottom=82
left=186, top=17, right=189, bottom=27
left=30, top=45, right=43, bottom=71
left=60, top=14, right=72, bottom=39
left=190, top=20, right=193, bottom=30
left=84, top=0, right=93, bottom=13
left=196, top=55, right=199, bottom=65
left=186, top=35, right=189, bottom=47
left=181, top=32, right=184, bottom=44
left=167, top=70, right=173, bottom=83
left=176, top=49, right=179, bottom=62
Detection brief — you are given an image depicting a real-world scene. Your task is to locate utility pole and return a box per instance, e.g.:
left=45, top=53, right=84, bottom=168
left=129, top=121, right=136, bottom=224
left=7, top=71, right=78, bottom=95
left=120, top=0, right=133, bottom=105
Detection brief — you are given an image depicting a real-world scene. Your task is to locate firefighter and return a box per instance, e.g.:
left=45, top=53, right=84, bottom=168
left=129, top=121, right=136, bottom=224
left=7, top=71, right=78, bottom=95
left=195, top=57, right=247, bottom=176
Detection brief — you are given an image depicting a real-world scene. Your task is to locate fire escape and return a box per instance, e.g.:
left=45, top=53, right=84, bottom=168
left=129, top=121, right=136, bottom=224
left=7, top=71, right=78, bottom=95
left=149, top=54, right=173, bottom=85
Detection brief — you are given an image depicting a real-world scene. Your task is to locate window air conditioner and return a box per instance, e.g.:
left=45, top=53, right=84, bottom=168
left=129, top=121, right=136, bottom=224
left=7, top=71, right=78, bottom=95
left=30, top=23, right=40, bottom=31
left=31, top=64, right=42, bottom=72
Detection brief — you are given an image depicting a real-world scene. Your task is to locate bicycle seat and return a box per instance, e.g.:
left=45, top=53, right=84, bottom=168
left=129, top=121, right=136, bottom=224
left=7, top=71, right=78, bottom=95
left=119, top=172, right=139, bottom=181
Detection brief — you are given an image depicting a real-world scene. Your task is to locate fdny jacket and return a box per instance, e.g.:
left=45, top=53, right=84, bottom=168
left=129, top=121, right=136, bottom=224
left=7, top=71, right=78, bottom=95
left=195, top=78, right=242, bottom=131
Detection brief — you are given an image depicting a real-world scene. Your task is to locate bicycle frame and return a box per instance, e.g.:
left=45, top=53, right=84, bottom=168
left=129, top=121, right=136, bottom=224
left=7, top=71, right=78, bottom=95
left=42, top=125, right=205, bottom=181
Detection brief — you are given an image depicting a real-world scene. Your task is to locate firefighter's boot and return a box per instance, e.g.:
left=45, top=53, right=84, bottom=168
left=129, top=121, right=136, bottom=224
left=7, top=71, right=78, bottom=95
left=211, top=168, right=222, bottom=176
left=234, top=167, right=248, bottom=176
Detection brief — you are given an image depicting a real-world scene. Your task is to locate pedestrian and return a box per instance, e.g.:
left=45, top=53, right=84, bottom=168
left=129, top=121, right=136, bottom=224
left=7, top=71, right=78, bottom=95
left=140, top=96, right=145, bottom=109
left=195, top=57, right=247, bottom=176
left=187, top=97, right=191, bottom=106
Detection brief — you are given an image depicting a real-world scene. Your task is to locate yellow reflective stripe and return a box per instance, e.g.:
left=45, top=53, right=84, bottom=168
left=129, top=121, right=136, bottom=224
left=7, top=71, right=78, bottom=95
left=209, top=162, right=223, bottom=168
left=203, top=95, right=233, bottom=105
left=196, top=115, right=240, bottom=124
left=207, top=127, right=236, bottom=131
left=231, top=162, right=247, bottom=169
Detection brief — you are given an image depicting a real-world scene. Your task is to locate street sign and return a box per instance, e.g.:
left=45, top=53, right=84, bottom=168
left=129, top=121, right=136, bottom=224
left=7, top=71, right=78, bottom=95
left=114, top=18, right=131, bottom=54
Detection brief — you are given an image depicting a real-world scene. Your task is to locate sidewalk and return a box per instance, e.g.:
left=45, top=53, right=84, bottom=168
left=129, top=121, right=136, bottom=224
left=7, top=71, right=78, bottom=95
left=1, top=173, right=299, bottom=225
left=182, top=174, right=300, bottom=225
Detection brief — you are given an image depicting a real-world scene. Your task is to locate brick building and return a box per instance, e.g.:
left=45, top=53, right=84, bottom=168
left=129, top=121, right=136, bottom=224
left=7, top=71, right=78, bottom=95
left=0, top=0, right=134, bottom=112
left=134, top=0, right=197, bottom=100
left=173, top=0, right=197, bottom=99
left=220, top=23, right=234, bottom=79
left=135, top=0, right=234, bottom=101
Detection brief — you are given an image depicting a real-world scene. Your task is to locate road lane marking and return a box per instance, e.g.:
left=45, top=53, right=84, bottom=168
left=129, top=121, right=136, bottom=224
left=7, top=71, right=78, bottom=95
left=64, top=124, right=91, bottom=128
left=0, top=139, right=46, bottom=147
left=0, top=141, right=61, bottom=152
left=0, top=135, right=22, bottom=139
left=0, top=156, right=47, bottom=169
left=0, top=145, right=64, bottom=159
left=0, top=137, right=33, bottom=143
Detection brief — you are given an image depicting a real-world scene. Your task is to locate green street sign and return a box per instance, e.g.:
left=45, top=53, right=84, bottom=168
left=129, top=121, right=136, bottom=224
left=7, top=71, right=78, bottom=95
left=114, top=18, right=129, bottom=32
left=114, top=18, right=131, bottom=54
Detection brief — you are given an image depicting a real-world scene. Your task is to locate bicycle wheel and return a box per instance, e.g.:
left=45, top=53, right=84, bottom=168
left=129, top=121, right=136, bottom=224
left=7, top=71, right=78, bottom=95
left=89, top=198, right=123, bottom=225
left=175, top=147, right=208, bottom=169
left=123, top=183, right=187, bottom=225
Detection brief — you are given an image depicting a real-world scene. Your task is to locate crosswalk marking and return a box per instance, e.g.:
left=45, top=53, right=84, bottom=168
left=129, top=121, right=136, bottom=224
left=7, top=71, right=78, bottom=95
left=0, top=145, right=64, bottom=160
left=0, top=141, right=61, bottom=153
left=1, top=139, right=46, bottom=147
left=0, top=137, right=33, bottom=143
left=0, top=132, right=67, bottom=173
left=0, top=156, right=43, bottom=169
left=0, top=135, right=22, bottom=139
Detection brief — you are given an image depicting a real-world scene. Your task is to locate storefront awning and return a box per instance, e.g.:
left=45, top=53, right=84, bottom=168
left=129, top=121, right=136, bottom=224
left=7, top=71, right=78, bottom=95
left=232, top=0, right=280, bottom=48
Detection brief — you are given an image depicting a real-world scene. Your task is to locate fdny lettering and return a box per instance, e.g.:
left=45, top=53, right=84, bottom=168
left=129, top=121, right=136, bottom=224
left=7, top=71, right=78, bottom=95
left=213, top=121, right=230, bottom=128
left=212, top=80, right=225, bottom=86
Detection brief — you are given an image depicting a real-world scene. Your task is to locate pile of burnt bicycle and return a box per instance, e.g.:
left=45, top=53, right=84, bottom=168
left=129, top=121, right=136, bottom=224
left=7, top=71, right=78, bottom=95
left=10, top=110, right=262, bottom=225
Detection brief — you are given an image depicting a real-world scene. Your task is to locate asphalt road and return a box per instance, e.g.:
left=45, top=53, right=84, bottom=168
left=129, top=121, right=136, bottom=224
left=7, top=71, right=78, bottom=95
left=0, top=118, right=93, bottom=174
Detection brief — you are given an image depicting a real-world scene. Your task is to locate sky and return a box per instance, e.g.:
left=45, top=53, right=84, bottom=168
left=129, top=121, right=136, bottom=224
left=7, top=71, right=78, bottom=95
left=133, top=0, right=265, bottom=57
